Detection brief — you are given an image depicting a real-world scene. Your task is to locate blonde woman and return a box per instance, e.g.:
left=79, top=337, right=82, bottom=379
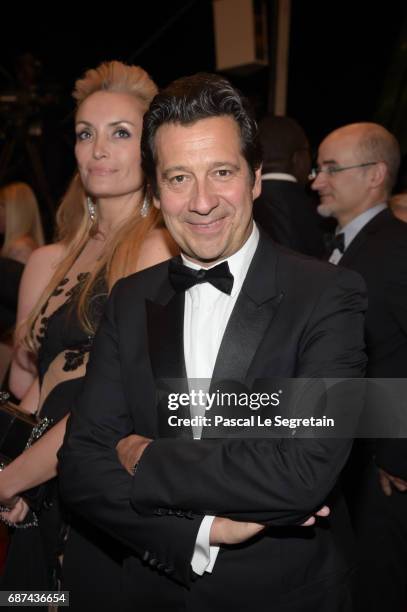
left=0, top=61, right=176, bottom=606
left=0, top=182, right=44, bottom=264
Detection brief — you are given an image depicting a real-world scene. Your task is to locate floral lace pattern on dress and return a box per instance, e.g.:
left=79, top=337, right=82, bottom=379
left=63, top=336, right=94, bottom=372
left=33, top=272, right=96, bottom=372
left=35, top=277, right=70, bottom=347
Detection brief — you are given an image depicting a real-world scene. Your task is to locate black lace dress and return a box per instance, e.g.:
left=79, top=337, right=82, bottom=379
left=1, top=272, right=127, bottom=609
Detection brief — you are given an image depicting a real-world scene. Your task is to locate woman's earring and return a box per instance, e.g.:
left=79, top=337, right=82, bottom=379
left=87, top=197, right=97, bottom=224
left=140, top=194, right=150, bottom=218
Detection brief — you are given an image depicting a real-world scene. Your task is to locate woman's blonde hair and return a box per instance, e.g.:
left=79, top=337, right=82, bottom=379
left=1, top=182, right=45, bottom=255
left=26, top=61, right=160, bottom=348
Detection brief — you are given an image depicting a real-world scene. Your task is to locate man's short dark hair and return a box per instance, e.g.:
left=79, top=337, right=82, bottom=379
left=141, top=73, right=262, bottom=197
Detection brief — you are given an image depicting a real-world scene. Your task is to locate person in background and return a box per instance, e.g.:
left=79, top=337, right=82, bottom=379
left=253, top=115, right=326, bottom=257
left=0, top=257, right=23, bottom=339
left=311, top=121, right=407, bottom=612
left=0, top=181, right=43, bottom=388
left=0, top=257, right=24, bottom=386
left=0, top=182, right=44, bottom=264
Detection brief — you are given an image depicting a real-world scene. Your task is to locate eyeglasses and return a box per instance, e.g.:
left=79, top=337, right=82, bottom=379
left=308, top=161, right=378, bottom=180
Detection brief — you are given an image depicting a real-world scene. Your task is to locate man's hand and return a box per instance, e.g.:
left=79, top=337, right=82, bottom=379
left=301, top=504, right=330, bottom=526
left=210, top=505, right=330, bottom=545
left=116, top=434, right=153, bottom=475
left=210, top=517, right=264, bottom=545
left=378, top=468, right=407, bottom=496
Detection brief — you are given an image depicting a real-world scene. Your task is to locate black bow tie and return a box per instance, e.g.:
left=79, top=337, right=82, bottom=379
left=168, top=258, right=234, bottom=295
left=324, top=232, right=345, bottom=255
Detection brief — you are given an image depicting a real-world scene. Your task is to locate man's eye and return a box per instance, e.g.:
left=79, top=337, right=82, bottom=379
left=114, top=128, right=130, bottom=138
left=326, top=166, right=340, bottom=175
left=170, top=175, right=186, bottom=184
left=215, top=169, right=231, bottom=177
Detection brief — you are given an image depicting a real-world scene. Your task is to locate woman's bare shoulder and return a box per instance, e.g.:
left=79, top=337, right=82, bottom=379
left=25, top=242, right=67, bottom=273
left=137, top=227, right=179, bottom=271
left=20, top=242, right=67, bottom=303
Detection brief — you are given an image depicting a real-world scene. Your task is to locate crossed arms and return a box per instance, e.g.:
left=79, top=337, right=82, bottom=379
left=58, top=267, right=367, bottom=586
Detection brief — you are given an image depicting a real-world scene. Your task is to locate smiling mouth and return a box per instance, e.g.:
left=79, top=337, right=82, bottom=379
left=187, top=218, right=226, bottom=232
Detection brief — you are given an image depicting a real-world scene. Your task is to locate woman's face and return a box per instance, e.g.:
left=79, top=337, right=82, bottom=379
left=75, top=91, right=145, bottom=201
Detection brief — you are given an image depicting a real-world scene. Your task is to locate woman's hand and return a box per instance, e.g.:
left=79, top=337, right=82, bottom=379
left=0, top=497, right=30, bottom=524
left=0, top=471, right=18, bottom=508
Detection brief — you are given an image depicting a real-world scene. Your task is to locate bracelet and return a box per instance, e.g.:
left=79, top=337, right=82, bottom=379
left=0, top=504, right=39, bottom=529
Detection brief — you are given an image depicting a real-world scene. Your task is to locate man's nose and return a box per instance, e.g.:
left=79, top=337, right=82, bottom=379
left=310, top=170, right=326, bottom=191
left=190, top=179, right=217, bottom=214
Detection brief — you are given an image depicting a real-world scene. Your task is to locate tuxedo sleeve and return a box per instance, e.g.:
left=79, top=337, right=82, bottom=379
left=58, top=282, right=201, bottom=587
left=130, top=268, right=367, bottom=525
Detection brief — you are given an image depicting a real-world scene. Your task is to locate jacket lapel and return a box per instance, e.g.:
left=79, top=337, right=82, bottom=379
left=211, top=234, right=284, bottom=386
left=147, top=238, right=284, bottom=439
left=339, top=208, right=389, bottom=266
left=146, top=277, right=191, bottom=438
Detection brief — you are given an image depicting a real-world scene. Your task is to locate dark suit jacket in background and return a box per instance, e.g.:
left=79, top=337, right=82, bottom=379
left=0, top=257, right=24, bottom=336
left=253, top=179, right=327, bottom=257
left=59, top=234, right=367, bottom=611
left=338, top=208, right=407, bottom=477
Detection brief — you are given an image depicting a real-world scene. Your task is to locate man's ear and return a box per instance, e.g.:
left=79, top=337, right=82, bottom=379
left=369, top=161, right=387, bottom=190
left=252, top=166, right=262, bottom=200
left=153, top=194, right=161, bottom=210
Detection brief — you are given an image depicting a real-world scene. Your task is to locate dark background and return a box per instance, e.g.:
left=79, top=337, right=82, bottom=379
left=1, top=0, right=406, bottom=235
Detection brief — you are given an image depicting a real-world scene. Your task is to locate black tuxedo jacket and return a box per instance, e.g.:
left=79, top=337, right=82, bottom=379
left=59, top=234, right=366, bottom=610
left=253, top=179, right=326, bottom=257
left=338, top=208, right=407, bottom=478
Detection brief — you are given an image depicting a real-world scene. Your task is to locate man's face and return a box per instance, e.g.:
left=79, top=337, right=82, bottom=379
left=153, top=116, right=261, bottom=266
left=311, top=132, right=373, bottom=225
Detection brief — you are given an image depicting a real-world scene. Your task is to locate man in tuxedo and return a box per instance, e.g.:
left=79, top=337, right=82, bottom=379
left=311, top=122, right=407, bottom=611
left=253, top=115, right=326, bottom=257
left=59, top=74, right=367, bottom=611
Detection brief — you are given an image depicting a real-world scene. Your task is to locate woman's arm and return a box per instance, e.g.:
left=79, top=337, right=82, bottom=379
left=0, top=414, right=69, bottom=505
left=9, top=243, right=66, bottom=399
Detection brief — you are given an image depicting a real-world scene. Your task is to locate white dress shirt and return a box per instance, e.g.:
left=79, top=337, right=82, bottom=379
left=329, top=203, right=387, bottom=264
left=183, top=224, right=260, bottom=575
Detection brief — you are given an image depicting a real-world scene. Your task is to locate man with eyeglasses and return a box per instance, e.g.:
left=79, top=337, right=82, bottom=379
left=311, top=122, right=407, bottom=612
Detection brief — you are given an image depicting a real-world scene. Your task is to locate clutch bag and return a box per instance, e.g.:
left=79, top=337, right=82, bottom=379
left=0, top=391, right=52, bottom=470
left=0, top=390, right=53, bottom=514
